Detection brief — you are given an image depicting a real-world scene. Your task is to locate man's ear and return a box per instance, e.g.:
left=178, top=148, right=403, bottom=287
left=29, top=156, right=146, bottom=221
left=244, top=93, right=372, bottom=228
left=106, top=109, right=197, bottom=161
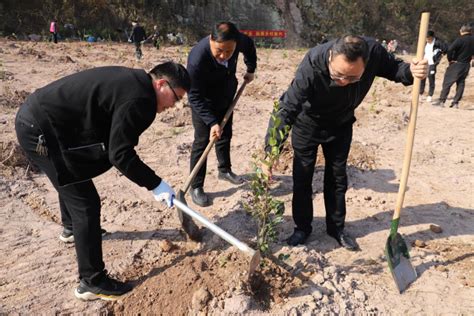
left=153, top=78, right=167, bottom=89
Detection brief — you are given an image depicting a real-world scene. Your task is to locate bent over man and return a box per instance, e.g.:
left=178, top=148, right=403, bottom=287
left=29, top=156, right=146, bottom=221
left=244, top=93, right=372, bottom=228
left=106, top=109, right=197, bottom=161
left=15, top=62, right=190, bottom=300
left=263, top=35, right=427, bottom=251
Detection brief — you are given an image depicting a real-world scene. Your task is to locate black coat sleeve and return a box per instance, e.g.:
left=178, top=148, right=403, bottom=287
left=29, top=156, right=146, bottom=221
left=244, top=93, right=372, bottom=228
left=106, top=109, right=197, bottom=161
left=374, top=44, right=413, bottom=85
left=187, top=55, right=220, bottom=127
left=264, top=52, right=315, bottom=152
left=239, top=33, right=257, bottom=73
left=447, top=38, right=461, bottom=62
left=108, top=99, right=162, bottom=190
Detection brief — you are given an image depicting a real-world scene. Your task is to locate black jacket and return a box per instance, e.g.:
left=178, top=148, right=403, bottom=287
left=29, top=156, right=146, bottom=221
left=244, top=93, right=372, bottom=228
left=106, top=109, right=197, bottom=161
left=431, top=37, right=448, bottom=65
left=130, top=26, right=147, bottom=43
left=266, top=37, right=413, bottom=150
left=187, top=33, right=257, bottom=127
left=25, top=66, right=161, bottom=189
left=447, top=34, right=474, bottom=63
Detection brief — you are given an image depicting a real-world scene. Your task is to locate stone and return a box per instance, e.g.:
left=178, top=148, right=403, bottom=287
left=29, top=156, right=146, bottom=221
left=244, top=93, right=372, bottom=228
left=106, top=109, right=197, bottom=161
left=312, top=273, right=325, bottom=284
left=354, top=289, right=366, bottom=302
left=223, top=294, right=252, bottom=314
left=191, top=287, right=211, bottom=311
left=429, top=224, right=443, bottom=233
left=413, top=239, right=427, bottom=248
left=312, top=289, right=323, bottom=300
left=159, top=240, right=174, bottom=252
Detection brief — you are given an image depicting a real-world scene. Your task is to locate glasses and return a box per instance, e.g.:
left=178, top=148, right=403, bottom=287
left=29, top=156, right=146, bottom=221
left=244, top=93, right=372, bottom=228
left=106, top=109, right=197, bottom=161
left=328, top=60, right=362, bottom=83
left=165, top=80, right=181, bottom=102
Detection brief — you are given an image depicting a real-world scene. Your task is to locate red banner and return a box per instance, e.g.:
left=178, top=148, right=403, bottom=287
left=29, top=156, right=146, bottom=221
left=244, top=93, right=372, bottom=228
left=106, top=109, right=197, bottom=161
left=240, top=30, right=286, bottom=38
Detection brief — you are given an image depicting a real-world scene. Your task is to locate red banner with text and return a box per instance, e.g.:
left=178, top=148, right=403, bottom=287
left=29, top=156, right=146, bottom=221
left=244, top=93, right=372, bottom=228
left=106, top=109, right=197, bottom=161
left=240, top=30, right=286, bottom=38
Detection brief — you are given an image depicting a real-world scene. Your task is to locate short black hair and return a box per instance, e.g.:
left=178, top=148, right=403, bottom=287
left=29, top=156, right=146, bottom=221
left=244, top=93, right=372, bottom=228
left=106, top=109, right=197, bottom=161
left=427, top=30, right=435, bottom=37
left=460, top=24, right=472, bottom=34
left=210, top=21, right=239, bottom=42
left=331, top=35, right=369, bottom=64
left=149, top=62, right=191, bottom=92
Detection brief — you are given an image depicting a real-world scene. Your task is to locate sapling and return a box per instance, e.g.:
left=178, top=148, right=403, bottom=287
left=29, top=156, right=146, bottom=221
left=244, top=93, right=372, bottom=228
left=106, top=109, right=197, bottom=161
left=245, top=101, right=289, bottom=254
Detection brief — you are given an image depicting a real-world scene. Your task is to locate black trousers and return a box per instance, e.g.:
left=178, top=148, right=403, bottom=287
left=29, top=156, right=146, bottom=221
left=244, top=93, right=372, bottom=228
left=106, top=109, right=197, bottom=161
left=190, top=110, right=233, bottom=189
left=291, top=117, right=353, bottom=235
left=15, top=104, right=105, bottom=285
left=439, top=62, right=470, bottom=104
left=420, top=64, right=437, bottom=97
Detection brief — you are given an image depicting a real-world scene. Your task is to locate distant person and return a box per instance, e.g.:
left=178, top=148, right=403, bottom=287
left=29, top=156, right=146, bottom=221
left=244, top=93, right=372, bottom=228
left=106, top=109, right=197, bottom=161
left=128, top=21, right=147, bottom=60
left=186, top=21, right=257, bottom=207
left=433, top=24, right=474, bottom=108
left=50, top=19, right=58, bottom=43
left=387, top=39, right=397, bottom=54
left=420, top=30, right=448, bottom=102
left=147, top=25, right=161, bottom=49
left=15, top=62, right=190, bottom=301
left=262, top=35, right=427, bottom=250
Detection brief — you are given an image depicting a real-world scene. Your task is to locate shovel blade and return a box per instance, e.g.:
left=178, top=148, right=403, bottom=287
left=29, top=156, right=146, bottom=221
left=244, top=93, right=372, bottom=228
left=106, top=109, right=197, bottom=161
left=385, top=233, right=417, bottom=293
left=175, top=190, right=202, bottom=242
left=248, top=250, right=261, bottom=276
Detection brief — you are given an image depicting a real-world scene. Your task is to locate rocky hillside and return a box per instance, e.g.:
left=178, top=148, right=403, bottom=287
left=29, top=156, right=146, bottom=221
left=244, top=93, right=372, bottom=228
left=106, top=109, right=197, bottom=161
left=1, top=0, right=473, bottom=48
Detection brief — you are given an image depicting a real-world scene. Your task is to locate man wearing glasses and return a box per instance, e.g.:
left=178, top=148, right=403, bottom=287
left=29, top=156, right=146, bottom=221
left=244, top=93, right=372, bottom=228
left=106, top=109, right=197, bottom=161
left=263, top=35, right=427, bottom=250
left=15, top=62, right=189, bottom=301
left=186, top=21, right=257, bottom=207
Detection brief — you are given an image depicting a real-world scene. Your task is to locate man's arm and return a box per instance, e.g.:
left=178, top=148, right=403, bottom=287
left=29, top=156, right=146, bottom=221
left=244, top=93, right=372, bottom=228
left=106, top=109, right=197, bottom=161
left=264, top=52, right=314, bottom=152
left=187, top=55, right=219, bottom=127
left=374, top=44, right=413, bottom=85
left=239, top=33, right=257, bottom=74
left=108, top=99, right=161, bottom=190
left=447, top=38, right=461, bottom=62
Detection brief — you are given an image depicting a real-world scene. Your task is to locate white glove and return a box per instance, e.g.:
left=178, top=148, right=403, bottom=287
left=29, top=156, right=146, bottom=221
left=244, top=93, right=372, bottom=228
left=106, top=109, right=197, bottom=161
left=152, top=180, right=175, bottom=207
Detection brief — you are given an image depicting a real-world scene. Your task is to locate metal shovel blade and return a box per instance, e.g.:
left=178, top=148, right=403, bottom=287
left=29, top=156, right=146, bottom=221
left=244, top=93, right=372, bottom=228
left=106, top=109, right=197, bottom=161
left=385, top=232, right=417, bottom=293
left=175, top=190, right=202, bottom=242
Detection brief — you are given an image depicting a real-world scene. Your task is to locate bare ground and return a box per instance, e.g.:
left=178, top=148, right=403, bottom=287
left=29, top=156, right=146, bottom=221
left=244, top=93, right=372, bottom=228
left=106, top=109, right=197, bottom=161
left=0, top=39, right=473, bottom=314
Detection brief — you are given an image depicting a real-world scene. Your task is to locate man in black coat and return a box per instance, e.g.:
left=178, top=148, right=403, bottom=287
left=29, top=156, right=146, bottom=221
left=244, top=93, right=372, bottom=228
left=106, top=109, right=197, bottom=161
left=420, top=30, right=448, bottom=102
left=186, top=21, right=257, bottom=207
left=129, top=21, right=147, bottom=60
left=433, top=24, right=474, bottom=108
left=263, top=35, right=427, bottom=250
left=15, top=62, right=190, bottom=301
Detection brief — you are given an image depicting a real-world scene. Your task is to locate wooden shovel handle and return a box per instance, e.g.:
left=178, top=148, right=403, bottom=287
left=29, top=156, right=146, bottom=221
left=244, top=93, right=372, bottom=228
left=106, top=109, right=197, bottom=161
left=392, top=12, right=430, bottom=221
left=181, top=81, right=247, bottom=193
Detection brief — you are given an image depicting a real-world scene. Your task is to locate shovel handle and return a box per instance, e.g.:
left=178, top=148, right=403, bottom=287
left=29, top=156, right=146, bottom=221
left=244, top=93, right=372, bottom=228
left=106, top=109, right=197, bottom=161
left=173, top=198, right=256, bottom=256
left=391, top=12, right=430, bottom=227
left=181, top=81, right=247, bottom=193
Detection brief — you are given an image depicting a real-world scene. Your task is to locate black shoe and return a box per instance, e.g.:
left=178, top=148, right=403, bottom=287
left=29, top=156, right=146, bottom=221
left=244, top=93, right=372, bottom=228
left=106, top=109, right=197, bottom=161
left=59, top=228, right=107, bottom=243
left=190, top=187, right=210, bottom=207
left=286, top=230, right=310, bottom=246
left=75, top=272, right=133, bottom=301
left=218, top=170, right=243, bottom=185
left=431, top=99, right=445, bottom=107
left=449, top=102, right=459, bottom=109
left=328, top=231, right=359, bottom=251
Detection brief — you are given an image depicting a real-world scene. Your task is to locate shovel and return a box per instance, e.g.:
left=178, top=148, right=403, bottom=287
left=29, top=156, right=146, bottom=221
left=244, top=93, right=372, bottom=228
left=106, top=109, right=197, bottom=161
left=385, top=12, right=429, bottom=293
left=175, top=82, right=247, bottom=241
left=174, top=198, right=261, bottom=276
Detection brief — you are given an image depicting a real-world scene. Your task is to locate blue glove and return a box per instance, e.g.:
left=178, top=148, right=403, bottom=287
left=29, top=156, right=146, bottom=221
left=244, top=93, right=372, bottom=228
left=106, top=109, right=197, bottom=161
left=152, top=180, right=175, bottom=207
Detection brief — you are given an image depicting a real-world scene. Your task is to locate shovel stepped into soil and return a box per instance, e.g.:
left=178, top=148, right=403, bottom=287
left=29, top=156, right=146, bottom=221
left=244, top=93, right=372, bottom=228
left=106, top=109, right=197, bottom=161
left=385, top=11, right=430, bottom=293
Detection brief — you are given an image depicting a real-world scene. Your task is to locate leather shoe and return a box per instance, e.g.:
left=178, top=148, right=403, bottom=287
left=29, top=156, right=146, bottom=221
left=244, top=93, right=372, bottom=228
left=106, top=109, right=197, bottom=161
left=329, top=231, right=359, bottom=251
left=286, top=230, right=310, bottom=246
left=190, top=187, right=210, bottom=207
left=218, top=170, right=243, bottom=185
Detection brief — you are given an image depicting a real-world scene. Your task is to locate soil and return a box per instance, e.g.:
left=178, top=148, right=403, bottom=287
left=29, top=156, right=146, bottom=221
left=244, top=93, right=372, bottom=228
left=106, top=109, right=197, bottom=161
left=1, top=39, right=473, bottom=314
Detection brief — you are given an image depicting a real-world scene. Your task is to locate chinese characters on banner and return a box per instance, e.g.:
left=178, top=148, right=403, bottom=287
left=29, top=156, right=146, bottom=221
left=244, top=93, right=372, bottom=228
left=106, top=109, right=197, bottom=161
left=240, top=30, right=286, bottom=38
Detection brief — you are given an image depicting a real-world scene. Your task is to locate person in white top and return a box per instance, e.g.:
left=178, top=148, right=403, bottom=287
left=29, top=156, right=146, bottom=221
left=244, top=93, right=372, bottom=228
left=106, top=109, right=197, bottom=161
left=420, top=30, right=448, bottom=102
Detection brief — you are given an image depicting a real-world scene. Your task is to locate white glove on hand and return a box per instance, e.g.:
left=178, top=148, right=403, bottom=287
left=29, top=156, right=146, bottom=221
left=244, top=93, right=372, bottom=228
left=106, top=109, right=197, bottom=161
left=152, top=180, right=175, bottom=207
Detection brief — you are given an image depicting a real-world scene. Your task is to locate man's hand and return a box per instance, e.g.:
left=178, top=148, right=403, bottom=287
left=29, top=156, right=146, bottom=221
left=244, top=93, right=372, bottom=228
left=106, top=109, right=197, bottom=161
left=152, top=180, right=176, bottom=207
left=210, top=124, right=221, bottom=141
left=243, top=72, right=255, bottom=83
left=410, top=58, right=428, bottom=80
